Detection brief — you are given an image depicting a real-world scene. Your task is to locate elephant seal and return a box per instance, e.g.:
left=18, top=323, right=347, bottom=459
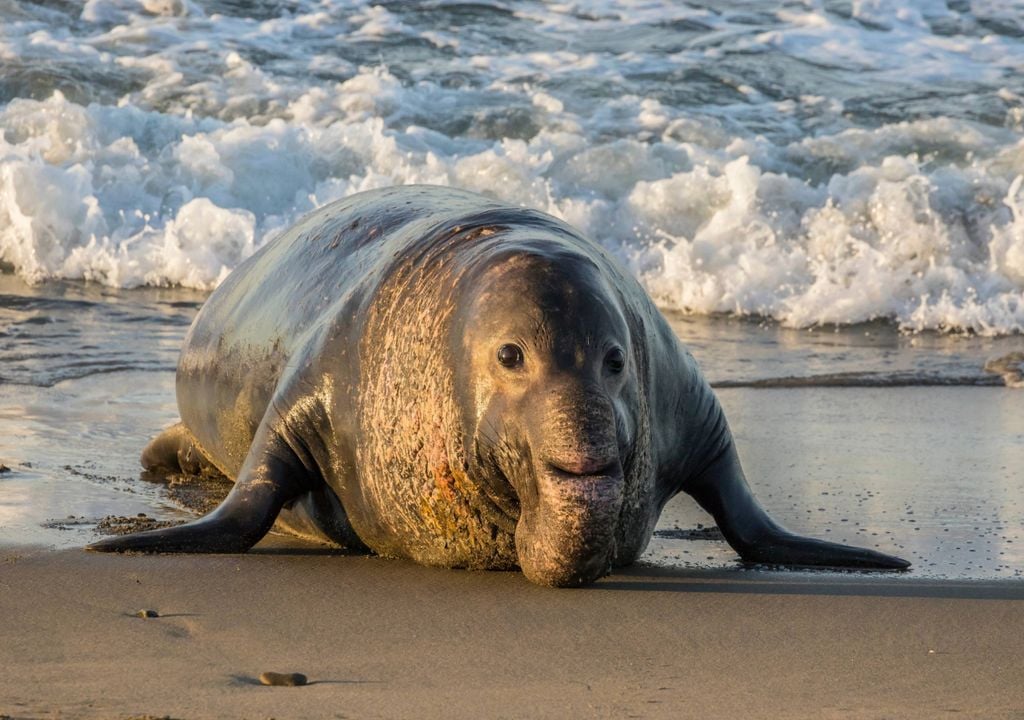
left=88, top=185, right=909, bottom=586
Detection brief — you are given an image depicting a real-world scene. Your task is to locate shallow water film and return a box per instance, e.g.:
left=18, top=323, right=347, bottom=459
left=1, top=279, right=1022, bottom=580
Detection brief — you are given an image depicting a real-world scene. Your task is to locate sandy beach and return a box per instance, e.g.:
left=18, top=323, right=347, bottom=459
left=2, top=539, right=1022, bottom=720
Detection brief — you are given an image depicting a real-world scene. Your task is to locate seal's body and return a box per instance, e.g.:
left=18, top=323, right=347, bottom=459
left=90, top=186, right=908, bottom=585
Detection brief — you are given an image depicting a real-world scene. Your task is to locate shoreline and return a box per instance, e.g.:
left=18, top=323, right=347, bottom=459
left=2, top=541, right=1022, bottom=720
left=3, top=383, right=1022, bottom=580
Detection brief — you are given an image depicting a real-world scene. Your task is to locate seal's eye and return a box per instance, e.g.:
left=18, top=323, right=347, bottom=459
left=497, top=343, right=524, bottom=369
left=605, top=347, right=626, bottom=374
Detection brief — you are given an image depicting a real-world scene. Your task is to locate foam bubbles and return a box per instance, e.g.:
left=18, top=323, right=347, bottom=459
left=640, top=145, right=1024, bottom=334
left=0, top=1, right=1022, bottom=333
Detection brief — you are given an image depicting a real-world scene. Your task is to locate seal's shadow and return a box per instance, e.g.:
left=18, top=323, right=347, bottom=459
left=595, top=566, right=1023, bottom=601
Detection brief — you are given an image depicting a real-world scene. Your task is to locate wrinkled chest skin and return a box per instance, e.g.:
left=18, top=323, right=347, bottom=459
left=353, top=262, right=523, bottom=570
left=173, top=186, right=720, bottom=586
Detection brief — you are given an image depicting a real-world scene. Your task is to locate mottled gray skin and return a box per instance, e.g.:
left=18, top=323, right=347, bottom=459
left=89, top=186, right=909, bottom=586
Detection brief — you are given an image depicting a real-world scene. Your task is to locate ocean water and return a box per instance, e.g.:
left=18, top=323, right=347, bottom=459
left=1, top=0, right=1023, bottom=579
left=2, top=0, right=1024, bottom=331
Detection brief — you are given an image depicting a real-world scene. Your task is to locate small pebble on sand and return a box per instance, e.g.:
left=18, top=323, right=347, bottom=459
left=136, top=609, right=159, bottom=618
left=258, top=672, right=308, bottom=687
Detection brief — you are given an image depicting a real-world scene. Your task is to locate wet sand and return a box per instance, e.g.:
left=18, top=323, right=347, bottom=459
left=4, top=381, right=1023, bottom=579
left=0, top=541, right=1021, bottom=720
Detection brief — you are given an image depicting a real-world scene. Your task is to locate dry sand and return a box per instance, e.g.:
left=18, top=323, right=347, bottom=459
left=1, top=539, right=1022, bottom=720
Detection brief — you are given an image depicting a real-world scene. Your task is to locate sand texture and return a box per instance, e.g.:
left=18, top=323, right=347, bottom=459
left=1, top=541, right=1022, bottom=720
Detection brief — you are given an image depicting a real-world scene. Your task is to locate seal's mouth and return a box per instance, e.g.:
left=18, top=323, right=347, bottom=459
left=543, top=457, right=618, bottom=478
left=514, top=458, right=625, bottom=587
left=470, top=398, right=627, bottom=586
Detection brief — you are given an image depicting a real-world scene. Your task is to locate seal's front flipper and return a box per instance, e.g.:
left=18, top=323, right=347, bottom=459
left=89, top=420, right=309, bottom=554
left=686, top=445, right=910, bottom=571
left=87, top=480, right=282, bottom=553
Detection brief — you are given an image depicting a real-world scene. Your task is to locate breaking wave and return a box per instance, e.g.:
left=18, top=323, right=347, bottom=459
left=1, top=0, right=1023, bottom=334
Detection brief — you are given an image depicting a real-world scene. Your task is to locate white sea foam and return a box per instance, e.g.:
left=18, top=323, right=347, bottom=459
left=1, top=0, right=1022, bottom=334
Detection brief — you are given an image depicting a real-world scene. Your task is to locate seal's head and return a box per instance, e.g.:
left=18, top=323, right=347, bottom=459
left=455, top=244, right=639, bottom=587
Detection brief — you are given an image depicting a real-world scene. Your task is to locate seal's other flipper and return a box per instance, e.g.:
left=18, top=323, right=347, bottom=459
left=141, top=422, right=221, bottom=476
left=686, top=445, right=910, bottom=570
left=87, top=476, right=290, bottom=553
left=89, top=419, right=309, bottom=554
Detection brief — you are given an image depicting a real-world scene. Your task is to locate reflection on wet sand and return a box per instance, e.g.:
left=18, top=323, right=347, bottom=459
left=0, top=280, right=1022, bottom=579
left=650, top=387, right=1024, bottom=579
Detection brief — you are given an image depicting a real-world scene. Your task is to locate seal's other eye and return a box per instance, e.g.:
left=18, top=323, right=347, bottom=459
left=605, top=347, right=626, bottom=373
left=497, top=343, right=524, bottom=368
